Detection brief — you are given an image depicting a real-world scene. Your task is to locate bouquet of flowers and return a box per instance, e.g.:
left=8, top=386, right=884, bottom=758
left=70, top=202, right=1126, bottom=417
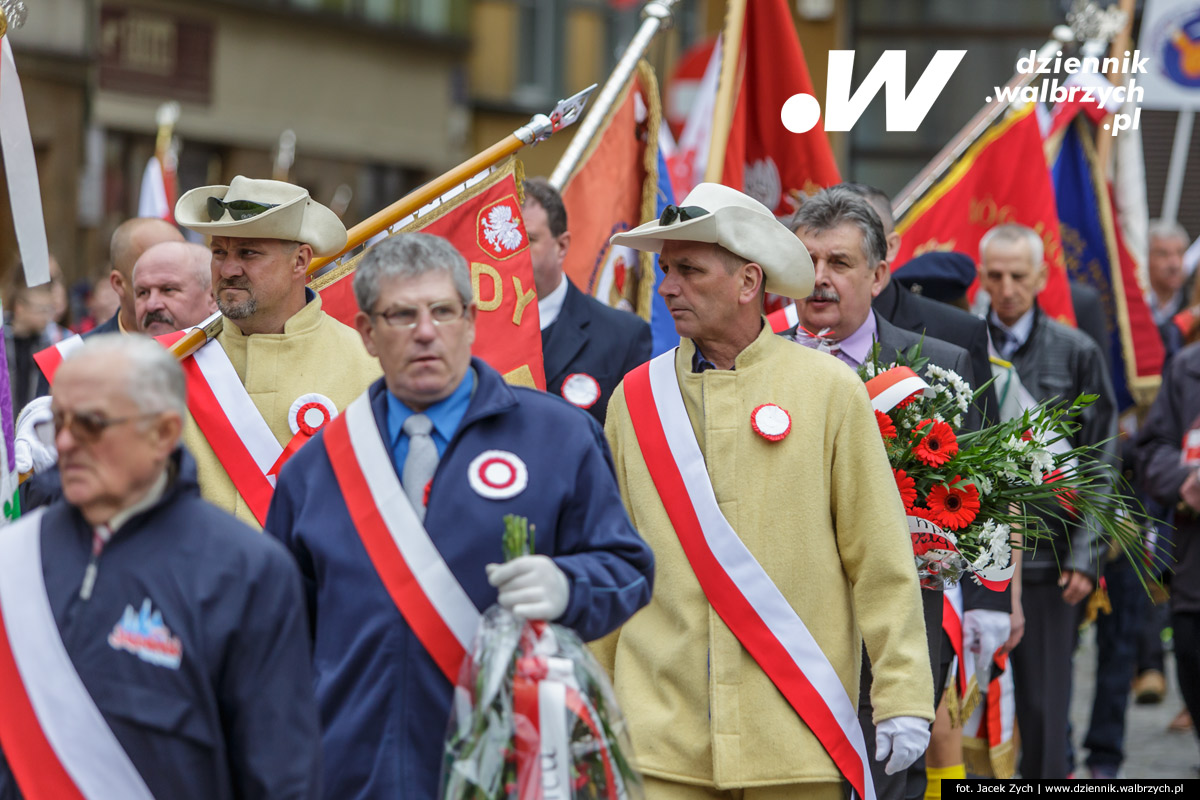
left=440, top=515, right=643, bottom=800
left=859, top=344, right=1148, bottom=589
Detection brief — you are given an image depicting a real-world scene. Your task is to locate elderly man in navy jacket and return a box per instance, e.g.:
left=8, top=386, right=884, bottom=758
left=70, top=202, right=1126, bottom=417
left=0, top=335, right=320, bottom=800
left=265, top=232, right=654, bottom=800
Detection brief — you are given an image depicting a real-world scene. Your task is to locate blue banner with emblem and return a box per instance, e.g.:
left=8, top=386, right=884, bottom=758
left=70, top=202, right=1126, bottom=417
left=1051, top=120, right=1134, bottom=410
left=649, top=148, right=678, bottom=357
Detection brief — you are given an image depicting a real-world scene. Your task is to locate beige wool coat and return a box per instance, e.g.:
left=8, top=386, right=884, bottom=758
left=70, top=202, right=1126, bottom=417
left=595, top=324, right=934, bottom=789
left=182, top=296, right=382, bottom=527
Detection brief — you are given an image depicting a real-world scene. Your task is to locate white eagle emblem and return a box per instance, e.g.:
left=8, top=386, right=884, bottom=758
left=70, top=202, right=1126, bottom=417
left=482, top=204, right=524, bottom=252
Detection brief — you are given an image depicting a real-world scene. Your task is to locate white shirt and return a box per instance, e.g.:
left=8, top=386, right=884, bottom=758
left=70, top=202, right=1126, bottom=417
left=537, top=276, right=569, bottom=331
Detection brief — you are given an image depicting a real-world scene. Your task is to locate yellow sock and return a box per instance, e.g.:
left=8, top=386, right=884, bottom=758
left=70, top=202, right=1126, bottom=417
left=925, top=764, right=966, bottom=800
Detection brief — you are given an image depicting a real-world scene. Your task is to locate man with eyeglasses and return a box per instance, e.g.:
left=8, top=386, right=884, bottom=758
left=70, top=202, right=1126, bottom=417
left=592, top=183, right=933, bottom=800
left=0, top=334, right=321, bottom=800
left=172, top=176, right=381, bottom=528
left=264, top=232, right=654, bottom=800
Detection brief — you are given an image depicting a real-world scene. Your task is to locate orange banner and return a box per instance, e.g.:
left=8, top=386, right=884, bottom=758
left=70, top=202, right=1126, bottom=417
left=312, top=160, right=546, bottom=389
left=895, top=105, right=1075, bottom=326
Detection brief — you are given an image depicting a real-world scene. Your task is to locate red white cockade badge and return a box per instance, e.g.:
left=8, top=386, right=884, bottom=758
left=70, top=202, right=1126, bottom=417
left=751, top=403, right=792, bottom=442
left=476, top=194, right=529, bottom=261
left=561, top=372, right=601, bottom=409
left=289, top=393, right=338, bottom=436
left=467, top=450, right=529, bottom=500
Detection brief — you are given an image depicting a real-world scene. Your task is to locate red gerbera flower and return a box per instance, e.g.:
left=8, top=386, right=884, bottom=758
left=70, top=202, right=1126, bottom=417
left=913, top=419, right=959, bottom=467
left=926, top=479, right=980, bottom=530
left=893, top=468, right=917, bottom=508
left=1044, top=468, right=1080, bottom=518
left=875, top=410, right=897, bottom=440
left=906, top=505, right=933, bottom=521
left=894, top=392, right=921, bottom=409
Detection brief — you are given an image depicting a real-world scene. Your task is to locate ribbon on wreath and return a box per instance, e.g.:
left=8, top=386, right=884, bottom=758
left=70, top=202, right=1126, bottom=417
left=511, top=622, right=626, bottom=800
left=865, top=366, right=934, bottom=413
left=908, top=514, right=1014, bottom=591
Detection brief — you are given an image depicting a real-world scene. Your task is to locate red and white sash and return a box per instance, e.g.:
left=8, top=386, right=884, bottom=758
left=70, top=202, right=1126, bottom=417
left=323, top=392, right=480, bottom=682
left=0, top=510, right=155, bottom=800
left=33, top=334, right=84, bottom=383
left=173, top=336, right=283, bottom=526
left=623, top=353, right=875, bottom=800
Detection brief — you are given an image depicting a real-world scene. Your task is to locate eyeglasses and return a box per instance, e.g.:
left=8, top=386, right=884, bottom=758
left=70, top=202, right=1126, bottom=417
left=372, top=300, right=468, bottom=329
left=207, top=196, right=279, bottom=222
left=52, top=409, right=162, bottom=444
left=659, top=205, right=709, bottom=226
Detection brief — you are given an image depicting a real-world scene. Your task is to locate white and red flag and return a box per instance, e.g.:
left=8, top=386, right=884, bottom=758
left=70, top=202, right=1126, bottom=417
left=0, top=32, right=50, bottom=286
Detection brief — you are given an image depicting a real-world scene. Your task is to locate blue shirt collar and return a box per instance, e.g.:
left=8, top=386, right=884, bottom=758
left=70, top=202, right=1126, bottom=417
left=386, top=368, right=475, bottom=449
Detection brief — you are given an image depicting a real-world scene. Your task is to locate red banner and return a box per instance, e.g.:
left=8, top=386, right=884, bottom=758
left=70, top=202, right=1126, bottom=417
left=313, top=161, right=546, bottom=390
left=895, top=105, right=1076, bottom=326
left=718, top=0, right=840, bottom=217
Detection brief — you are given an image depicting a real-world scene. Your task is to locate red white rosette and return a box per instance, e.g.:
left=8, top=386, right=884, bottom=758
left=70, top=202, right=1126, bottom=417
left=288, top=393, right=337, bottom=436
left=751, top=403, right=791, bottom=442
left=467, top=450, right=529, bottom=500
left=561, top=372, right=601, bottom=409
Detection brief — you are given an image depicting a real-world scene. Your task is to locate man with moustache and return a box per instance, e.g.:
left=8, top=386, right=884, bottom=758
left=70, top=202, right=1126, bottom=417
left=595, top=183, right=932, bottom=799
left=784, top=187, right=978, bottom=800
left=172, top=177, right=380, bottom=527
left=132, top=241, right=219, bottom=335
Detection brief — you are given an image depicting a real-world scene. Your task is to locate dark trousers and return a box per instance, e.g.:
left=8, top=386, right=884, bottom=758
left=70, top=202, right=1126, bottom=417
left=1170, top=611, right=1200, bottom=749
left=1011, top=580, right=1083, bottom=779
left=858, top=589, right=948, bottom=800
left=1084, top=556, right=1146, bottom=772
left=1137, top=601, right=1169, bottom=675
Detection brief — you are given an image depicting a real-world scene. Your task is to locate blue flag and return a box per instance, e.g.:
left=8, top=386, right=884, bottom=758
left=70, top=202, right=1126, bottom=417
left=1051, top=120, right=1133, bottom=410
left=648, top=148, right=678, bottom=357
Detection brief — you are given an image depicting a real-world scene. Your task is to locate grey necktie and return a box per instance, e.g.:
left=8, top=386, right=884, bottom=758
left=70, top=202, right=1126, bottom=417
left=402, top=413, right=438, bottom=521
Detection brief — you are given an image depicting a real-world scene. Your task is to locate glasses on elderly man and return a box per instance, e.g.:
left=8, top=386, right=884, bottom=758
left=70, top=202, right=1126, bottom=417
left=207, top=196, right=280, bottom=222
left=53, top=409, right=162, bottom=444
left=372, top=300, right=468, bottom=329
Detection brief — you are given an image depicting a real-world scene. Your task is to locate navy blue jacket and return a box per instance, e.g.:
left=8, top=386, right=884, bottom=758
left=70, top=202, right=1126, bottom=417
left=265, top=359, right=654, bottom=800
left=542, top=280, right=652, bottom=423
left=0, top=449, right=321, bottom=800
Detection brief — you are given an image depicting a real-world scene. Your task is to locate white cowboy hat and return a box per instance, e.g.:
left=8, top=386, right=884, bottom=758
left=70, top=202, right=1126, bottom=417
left=175, top=176, right=348, bottom=257
left=609, top=182, right=815, bottom=299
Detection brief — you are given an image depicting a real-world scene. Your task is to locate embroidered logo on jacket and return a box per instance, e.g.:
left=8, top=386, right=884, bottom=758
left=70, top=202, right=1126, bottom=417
left=107, top=598, right=183, bottom=670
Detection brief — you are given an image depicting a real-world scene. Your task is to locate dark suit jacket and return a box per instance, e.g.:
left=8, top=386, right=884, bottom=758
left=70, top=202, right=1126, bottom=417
left=83, top=312, right=121, bottom=338
left=1069, top=280, right=1112, bottom=375
left=541, top=280, right=652, bottom=424
left=874, top=280, right=999, bottom=424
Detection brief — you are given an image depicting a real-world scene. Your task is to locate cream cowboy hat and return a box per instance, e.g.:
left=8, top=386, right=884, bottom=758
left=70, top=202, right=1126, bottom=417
left=609, top=182, right=815, bottom=299
left=175, top=176, right=348, bottom=257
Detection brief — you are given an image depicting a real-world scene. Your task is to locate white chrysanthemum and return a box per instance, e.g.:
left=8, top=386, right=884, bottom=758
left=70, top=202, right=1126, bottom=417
left=975, top=474, right=994, bottom=496
left=1029, top=449, right=1054, bottom=473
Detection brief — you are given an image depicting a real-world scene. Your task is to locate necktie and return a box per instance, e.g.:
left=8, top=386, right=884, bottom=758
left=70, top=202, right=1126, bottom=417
left=989, top=324, right=1017, bottom=360
left=794, top=326, right=842, bottom=357
left=402, top=414, right=438, bottom=521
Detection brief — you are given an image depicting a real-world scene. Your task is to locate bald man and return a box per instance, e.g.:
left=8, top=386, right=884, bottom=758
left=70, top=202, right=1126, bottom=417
left=100, top=217, right=185, bottom=336
left=133, top=242, right=219, bottom=336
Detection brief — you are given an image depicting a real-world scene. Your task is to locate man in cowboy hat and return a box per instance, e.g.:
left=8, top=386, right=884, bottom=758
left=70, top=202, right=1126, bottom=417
left=594, top=183, right=933, bottom=799
left=174, top=176, right=381, bottom=526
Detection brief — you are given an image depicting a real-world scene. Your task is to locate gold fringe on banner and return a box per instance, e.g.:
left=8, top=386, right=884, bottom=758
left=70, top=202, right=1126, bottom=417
left=634, top=59, right=662, bottom=321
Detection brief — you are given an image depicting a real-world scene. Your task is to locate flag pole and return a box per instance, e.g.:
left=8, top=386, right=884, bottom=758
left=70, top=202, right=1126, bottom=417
left=169, top=86, right=596, bottom=361
left=548, top=0, right=679, bottom=190
left=892, top=28, right=1074, bottom=221
left=703, top=0, right=746, bottom=184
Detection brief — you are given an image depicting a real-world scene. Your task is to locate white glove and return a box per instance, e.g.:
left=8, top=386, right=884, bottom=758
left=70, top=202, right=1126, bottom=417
left=875, top=716, right=931, bottom=775
left=485, top=555, right=570, bottom=621
left=14, top=396, right=57, bottom=474
left=962, top=608, right=1011, bottom=686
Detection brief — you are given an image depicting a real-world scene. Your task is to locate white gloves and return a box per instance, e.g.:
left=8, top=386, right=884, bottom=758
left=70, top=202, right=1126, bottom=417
left=14, top=396, right=57, bottom=475
left=485, top=555, right=570, bottom=621
left=875, top=716, right=931, bottom=774
left=963, top=608, right=1011, bottom=685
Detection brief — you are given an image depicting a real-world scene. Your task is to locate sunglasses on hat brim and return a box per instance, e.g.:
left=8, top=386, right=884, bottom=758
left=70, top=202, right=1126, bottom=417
left=659, top=205, right=709, bottom=226
left=207, top=196, right=280, bottom=222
